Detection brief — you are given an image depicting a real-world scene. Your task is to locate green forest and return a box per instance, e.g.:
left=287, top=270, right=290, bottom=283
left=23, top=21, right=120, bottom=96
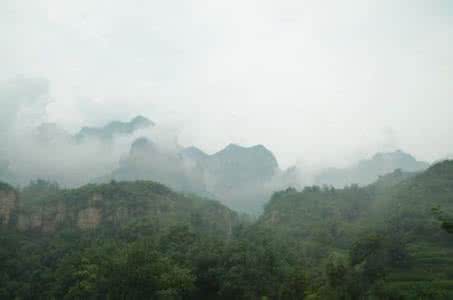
left=1, top=161, right=452, bottom=299
left=3, top=1, right=453, bottom=298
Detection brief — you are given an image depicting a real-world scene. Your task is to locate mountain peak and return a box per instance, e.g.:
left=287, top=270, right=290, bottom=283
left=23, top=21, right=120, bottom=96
left=131, top=115, right=154, bottom=127
left=76, top=115, right=154, bottom=141
left=316, top=150, right=429, bottom=188
left=131, top=137, right=155, bottom=151
left=217, top=143, right=274, bottom=156
left=371, top=150, right=415, bottom=161
left=180, top=146, right=208, bottom=161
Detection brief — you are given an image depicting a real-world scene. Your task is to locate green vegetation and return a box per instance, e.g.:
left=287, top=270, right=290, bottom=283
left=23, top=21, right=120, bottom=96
left=1, top=160, right=453, bottom=299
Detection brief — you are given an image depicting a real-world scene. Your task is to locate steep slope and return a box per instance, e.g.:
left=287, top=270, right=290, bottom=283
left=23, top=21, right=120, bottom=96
left=109, top=142, right=281, bottom=212
left=257, top=160, right=453, bottom=298
left=180, top=146, right=209, bottom=162
left=260, top=161, right=453, bottom=249
left=13, top=180, right=239, bottom=237
left=0, top=180, right=247, bottom=299
left=0, top=182, right=18, bottom=226
left=199, top=144, right=280, bottom=212
left=204, top=144, right=279, bottom=190
left=315, top=150, right=429, bottom=187
left=109, top=138, right=207, bottom=195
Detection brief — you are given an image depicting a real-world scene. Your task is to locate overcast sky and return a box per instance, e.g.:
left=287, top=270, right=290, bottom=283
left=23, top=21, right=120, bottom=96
left=1, top=0, right=452, bottom=168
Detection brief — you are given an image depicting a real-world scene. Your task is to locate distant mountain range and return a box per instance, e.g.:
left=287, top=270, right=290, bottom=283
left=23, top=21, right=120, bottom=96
left=75, top=115, right=154, bottom=141
left=314, top=150, right=430, bottom=188
left=33, top=115, right=154, bottom=144
left=105, top=137, right=432, bottom=212
left=3, top=114, right=438, bottom=213
left=106, top=141, right=281, bottom=212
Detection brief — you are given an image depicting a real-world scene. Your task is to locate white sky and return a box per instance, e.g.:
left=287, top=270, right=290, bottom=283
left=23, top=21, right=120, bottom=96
left=1, top=0, right=453, bottom=168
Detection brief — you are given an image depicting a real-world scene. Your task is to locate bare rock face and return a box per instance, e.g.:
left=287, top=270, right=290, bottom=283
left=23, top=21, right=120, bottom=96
left=0, top=187, right=18, bottom=226
left=6, top=181, right=239, bottom=237
left=77, top=207, right=102, bottom=230
left=17, top=208, right=59, bottom=232
left=17, top=214, right=33, bottom=231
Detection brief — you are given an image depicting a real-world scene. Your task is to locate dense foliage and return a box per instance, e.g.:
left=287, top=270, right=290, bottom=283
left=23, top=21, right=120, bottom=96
left=1, top=161, right=453, bottom=299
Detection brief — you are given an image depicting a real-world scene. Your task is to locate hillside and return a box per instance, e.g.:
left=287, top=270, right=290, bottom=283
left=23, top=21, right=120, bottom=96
left=109, top=142, right=281, bottom=212
left=257, top=160, right=453, bottom=298
left=1, top=180, right=238, bottom=237
left=1, top=162, right=453, bottom=299
left=0, top=180, right=251, bottom=299
left=315, top=150, right=429, bottom=188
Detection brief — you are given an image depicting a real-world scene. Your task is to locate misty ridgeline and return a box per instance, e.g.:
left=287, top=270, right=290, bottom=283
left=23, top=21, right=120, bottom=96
left=1, top=78, right=453, bottom=299
left=2, top=0, right=453, bottom=295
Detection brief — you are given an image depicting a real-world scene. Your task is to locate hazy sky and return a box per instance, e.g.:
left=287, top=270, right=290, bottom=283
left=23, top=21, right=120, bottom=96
left=1, top=0, right=453, bottom=168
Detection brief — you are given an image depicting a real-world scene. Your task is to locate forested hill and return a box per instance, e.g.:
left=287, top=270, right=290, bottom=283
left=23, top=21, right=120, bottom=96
left=1, top=162, right=453, bottom=299
left=1, top=180, right=240, bottom=237
left=258, top=160, right=453, bottom=298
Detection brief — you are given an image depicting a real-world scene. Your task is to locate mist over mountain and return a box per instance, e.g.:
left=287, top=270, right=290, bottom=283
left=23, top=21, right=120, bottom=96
left=108, top=137, right=206, bottom=195
left=314, top=150, right=430, bottom=188
left=0, top=79, right=434, bottom=213
left=75, top=115, right=154, bottom=142
left=107, top=141, right=282, bottom=212
left=0, top=90, right=434, bottom=213
left=2, top=1, right=453, bottom=298
left=0, top=78, right=156, bottom=186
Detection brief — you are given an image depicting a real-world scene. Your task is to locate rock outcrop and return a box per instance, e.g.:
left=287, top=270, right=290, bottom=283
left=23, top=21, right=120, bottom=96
left=0, top=182, right=18, bottom=226
left=3, top=181, right=239, bottom=237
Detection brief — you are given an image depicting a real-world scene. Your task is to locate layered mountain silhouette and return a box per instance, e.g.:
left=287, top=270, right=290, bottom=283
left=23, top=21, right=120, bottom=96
left=32, top=115, right=154, bottom=145
left=75, top=115, right=154, bottom=142
left=3, top=116, right=155, bottom=187
left=315, top=150, right=429, bottom=187
left=6, top=114, right=434, bottom=212
left=107, top=141, right=281, bottom=212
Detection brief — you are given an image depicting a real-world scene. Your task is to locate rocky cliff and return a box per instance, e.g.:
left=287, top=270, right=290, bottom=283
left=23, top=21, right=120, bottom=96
left=0, top=182, right=18, bottom=226
left=1, top=181, right=239, bottom=237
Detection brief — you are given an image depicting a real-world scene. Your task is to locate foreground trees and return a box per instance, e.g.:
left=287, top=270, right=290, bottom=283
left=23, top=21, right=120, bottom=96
left=2, top=161, right=453, bottom=299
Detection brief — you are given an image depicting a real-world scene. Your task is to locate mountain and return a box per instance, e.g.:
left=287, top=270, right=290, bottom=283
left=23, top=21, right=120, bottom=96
left=2, top=116, right=157, bottom=187
left=31, top=115, right=154, bottom=145
left=180, top=146, right=209, bottom=162
left=204, top=144, right=279, bottom=188
left=1, top=180, right=239, bottom=237
left=108, top=138, right=206, bottom=195
left=1, top=162, right=453, bottom=299
left=200, top=144, right=280, bottom=212
left=75, top=115, right=154, bottom=142
left=108, top=142, right=281, bottom=213
left=0, top=181, right=17, bottom=226
left=315, top=150, right=429, bottom=187
left=0, top=180, right=245, bottom=298
left=256, top=160, right=453, bottom=298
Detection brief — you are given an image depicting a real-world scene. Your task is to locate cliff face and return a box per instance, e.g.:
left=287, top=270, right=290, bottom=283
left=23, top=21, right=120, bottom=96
left=4, top=181, right=239, bottom=237
left=0, top=183, right=18, bottom=226
left=111, top=142, right=281, bottom=212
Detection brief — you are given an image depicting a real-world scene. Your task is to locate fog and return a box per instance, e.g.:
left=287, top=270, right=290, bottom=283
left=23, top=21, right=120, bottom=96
left=1, top=0, right=453, bottom=182
left=0, top=77, right=184, bottom=186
